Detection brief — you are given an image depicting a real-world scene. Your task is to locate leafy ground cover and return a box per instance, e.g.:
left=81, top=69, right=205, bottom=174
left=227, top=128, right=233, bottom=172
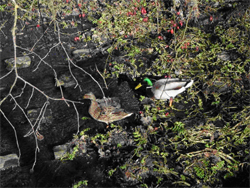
left=0, top=0, right=249, bottom=187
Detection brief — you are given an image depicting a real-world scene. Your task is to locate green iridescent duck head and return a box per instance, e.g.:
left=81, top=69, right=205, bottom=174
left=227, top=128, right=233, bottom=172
left=135, top=77, right=153, bottom=90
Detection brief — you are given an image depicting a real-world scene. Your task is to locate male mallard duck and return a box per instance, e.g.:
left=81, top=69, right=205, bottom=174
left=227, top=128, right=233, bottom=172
left=83, top=92, right=133, bottom=125
left=135, top=77, right=194, bottom=106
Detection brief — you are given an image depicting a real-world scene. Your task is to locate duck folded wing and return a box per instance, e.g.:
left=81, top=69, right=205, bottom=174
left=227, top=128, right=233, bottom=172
left=153, top=80, right=188, bottom=91
left=152, top=79, right=194, bottom=100
left=154, top=87, right=187, bottom=100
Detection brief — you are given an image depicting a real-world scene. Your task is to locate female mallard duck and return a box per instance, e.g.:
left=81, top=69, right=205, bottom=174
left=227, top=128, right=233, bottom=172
left=135, top=77, right=194, bottom=106
left=83, top=92, right=133, bottom=125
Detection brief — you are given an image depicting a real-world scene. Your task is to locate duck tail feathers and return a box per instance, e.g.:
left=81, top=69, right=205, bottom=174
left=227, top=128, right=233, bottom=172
left=184, top=80, right=194, bottom=89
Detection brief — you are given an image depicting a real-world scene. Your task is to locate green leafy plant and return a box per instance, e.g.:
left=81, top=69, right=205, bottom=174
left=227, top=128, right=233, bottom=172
left=73, top=180, right=88, bottom=188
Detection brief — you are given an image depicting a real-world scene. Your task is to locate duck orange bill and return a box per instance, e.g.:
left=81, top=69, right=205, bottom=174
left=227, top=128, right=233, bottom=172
left=135, top=83, right=142, bottom=90
left=169, top=98, right=173, bottom=107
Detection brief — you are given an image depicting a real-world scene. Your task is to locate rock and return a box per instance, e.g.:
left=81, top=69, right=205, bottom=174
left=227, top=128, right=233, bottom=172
left=72, top=48, right=93, bottom=56
left=206, top=81, right=230, bottom=94
left=27, top=108, right=53, bottom=125
left=4, top=56, right=31, bottom=71
left=107, top=129, right=133, bottom=147
left=217, top=51, right=230, bottom=61
left=53, top=144, right=69, bottom=160
left=0, top=154, right=19, bottom=171
left=23, top=108, right=53, bottom=139
left=56, top=73, right=76, bottom=87
left=0, top=83, right=7, bottom=92
left=92, top=33, right=108, bottom=45
left=140, top=114, right=153, bottom=126
left=55, top=135, right=90, bottom=160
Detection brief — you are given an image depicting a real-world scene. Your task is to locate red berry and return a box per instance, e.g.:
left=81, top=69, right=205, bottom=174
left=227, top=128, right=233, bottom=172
left=36, top=24, right=40, bottom=28
left=170, top=29, right=174, bottom=34
left=173, top=23, right=177, bottom=27
left=165, top=45, right=169, bottom=48
left=78, top=3, right=81, bottom=8
left=165, top=112, right=169, bottom=116
left=143, top=17, right=148, bottom=22
left=141, top=7, right=147, bottom=15
left=82, top=13, right=85, bottom=18
left=74, top=37, right=80, bottom=41
left=158, top=36, right=163, bottom=40
left=66, top=0, right=69, bottom=3
left=196, top=46, right=199, bottom=51
left=180, top=21, right=183, bottom=27
left=210, top=15, right=213, bottom=21
left=177, top=11, right=180, bottom=16
left=79, top=14, right=81, bottom=18
left=177, top=26, right=180, bottom=29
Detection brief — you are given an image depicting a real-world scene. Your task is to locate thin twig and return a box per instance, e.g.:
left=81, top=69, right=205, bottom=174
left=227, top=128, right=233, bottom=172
left=0, top=109, right=21, bottom=167
left=72, top=102, right=80, bottom=134
left=95, top=63, right=108, bottom=89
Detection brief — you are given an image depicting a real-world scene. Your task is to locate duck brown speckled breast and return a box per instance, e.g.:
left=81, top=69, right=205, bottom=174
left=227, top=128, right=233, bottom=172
left=83, top=92, right=133, bottom=124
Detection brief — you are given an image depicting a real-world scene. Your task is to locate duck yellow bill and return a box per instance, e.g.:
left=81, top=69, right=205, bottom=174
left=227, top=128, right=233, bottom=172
left=135, top=83, right=142, bottom=90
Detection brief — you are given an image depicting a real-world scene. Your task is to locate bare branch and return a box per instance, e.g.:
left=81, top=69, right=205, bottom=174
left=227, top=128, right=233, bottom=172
left=25, top=87, right=34, bottom=109
left=95, top=63, right=108, bottom=89
left=72, top=102, right=80, bottom=134
left=0, top=109, right=21, bottom=167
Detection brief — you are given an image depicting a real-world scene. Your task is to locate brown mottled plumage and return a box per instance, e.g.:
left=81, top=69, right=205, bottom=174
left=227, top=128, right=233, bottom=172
left=83, top=92, right=133, bottom=124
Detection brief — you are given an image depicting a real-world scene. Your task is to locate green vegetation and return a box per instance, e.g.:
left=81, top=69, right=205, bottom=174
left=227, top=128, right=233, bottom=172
left=73, top=180, right=88, bottom=188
